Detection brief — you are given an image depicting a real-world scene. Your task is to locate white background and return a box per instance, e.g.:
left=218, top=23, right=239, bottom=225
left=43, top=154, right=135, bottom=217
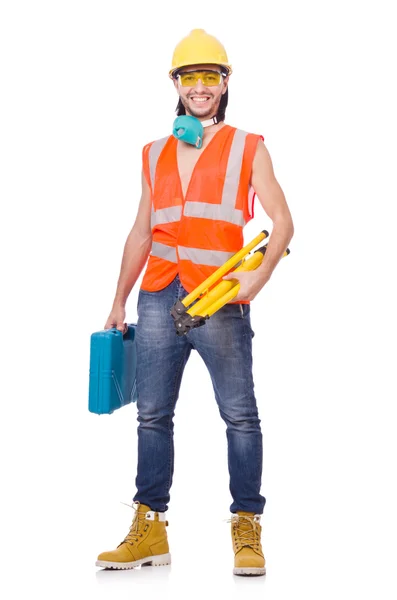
left=1, top=1, right=396, bottom=598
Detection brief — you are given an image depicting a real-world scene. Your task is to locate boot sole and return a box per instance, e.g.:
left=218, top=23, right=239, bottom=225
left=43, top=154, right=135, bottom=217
left=96, top=553, right=171, bottom=570
left=233, top=566, right=266, bottom=576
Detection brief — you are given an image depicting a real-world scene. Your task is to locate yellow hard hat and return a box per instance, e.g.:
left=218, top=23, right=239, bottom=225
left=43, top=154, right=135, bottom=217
left=169, top=29, right=232, bottom=79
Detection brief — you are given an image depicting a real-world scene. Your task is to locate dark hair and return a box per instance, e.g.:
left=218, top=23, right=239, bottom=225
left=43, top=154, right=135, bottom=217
left=175, top=87, right=229, bottom=122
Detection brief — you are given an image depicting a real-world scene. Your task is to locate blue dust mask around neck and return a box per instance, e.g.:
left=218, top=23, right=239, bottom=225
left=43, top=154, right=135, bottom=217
left=172, top=115, right=219, bottom=149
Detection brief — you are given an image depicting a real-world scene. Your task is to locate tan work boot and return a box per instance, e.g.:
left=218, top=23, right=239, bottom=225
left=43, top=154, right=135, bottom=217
left=96, top=501, right=171, bottom=569
left=228, top=510, right=266, bottom=576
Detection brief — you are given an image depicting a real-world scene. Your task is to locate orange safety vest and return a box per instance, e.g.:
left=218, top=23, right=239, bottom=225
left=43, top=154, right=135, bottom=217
left=140, top=124, right=263, bottom=305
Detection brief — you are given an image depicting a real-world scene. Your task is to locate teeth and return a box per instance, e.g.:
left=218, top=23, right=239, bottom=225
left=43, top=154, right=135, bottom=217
left=192, top=97, right=209, bottom=102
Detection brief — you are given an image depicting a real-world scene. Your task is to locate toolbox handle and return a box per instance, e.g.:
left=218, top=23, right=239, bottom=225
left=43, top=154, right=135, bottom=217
left=108, top=324, right=136, bottom=341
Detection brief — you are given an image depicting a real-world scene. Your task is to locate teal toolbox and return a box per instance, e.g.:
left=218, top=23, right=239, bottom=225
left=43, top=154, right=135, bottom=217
left=88, top=324, right=138, bottom=414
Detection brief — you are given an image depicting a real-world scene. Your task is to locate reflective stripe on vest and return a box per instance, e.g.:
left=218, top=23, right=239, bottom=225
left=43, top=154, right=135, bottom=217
left=177, top=245, right=236, bottom=267
left=182, top=202, right=244, bottom=227
left=148, top=136, right=169, bottom=193
left=151, top=241, right=178, bottom=263
left=150, top=205, right=182, bottom=228
left=150, top=242, right=236, bottom=267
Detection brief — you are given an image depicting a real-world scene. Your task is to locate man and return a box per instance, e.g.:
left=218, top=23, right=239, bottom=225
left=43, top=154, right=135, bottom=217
left=96, top=29, right=294, bottom=576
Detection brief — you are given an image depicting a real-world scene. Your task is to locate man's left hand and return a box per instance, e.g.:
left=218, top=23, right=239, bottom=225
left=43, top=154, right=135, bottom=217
left=222, top=270, right=270, bottom=302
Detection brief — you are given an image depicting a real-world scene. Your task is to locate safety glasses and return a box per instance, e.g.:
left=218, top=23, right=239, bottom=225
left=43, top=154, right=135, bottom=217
left=177, top=70, right=223, bottom=87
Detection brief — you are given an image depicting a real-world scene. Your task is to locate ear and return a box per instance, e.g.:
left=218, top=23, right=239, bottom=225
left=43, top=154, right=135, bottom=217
left=172, top=77, right=179, bottom=92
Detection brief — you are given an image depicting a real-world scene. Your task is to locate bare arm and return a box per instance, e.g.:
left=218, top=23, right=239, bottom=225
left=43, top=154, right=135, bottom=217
left=112, top=171, right=153, bottom=308
left=250, top=140, right=294, bottom=281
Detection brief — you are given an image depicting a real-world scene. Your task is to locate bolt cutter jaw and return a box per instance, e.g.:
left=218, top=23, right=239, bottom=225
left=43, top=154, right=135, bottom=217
left=170, top=299, right=188, bottom=321
left=173, top=312, right=209, bottom=336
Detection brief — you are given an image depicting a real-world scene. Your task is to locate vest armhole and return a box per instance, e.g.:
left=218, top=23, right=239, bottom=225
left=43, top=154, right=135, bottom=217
left=242, top=133, right=264, bottom=222
left=142, top=142, right=153, bottom=195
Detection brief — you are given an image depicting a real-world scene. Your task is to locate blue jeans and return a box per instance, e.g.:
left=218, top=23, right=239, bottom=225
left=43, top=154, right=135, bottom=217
left=132, top=274, right=266, bottom=515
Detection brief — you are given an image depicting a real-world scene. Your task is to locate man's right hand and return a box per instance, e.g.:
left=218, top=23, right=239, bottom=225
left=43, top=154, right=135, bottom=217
left=104, top=305, right=128, bottom=334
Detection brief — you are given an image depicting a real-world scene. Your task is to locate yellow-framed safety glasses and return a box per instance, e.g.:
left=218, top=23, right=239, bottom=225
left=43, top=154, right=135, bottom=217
left=177, top=69, right=223, bottom=87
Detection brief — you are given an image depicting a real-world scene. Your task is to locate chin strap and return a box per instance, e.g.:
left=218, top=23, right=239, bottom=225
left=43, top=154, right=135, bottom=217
left=200, top=116, right=220, bottom=127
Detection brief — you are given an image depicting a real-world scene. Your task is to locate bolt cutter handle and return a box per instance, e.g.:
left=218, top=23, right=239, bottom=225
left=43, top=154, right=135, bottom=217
left=170, top=233, right=291, bottom=335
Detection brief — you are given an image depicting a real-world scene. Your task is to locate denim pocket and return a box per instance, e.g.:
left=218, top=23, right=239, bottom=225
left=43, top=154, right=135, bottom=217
left=137, top=289, right=154, bottom=316
left=239, top=303, right=251, bottom=319
left=240, top=304, right=255, bottom=337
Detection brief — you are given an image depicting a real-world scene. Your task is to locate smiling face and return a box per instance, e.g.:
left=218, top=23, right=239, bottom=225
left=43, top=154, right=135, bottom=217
left=173, top=63, right=229, bottom=120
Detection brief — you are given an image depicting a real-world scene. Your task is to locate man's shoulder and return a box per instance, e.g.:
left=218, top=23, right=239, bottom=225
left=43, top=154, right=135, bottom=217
left=142, top=134, right=173, bottom=163
left=143, top=133, right=172, bottom=149
left=226, top=123, right=263, bottom=139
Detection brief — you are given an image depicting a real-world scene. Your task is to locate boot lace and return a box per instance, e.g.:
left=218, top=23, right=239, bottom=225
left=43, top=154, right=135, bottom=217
left=224, top=514, right=262, bottom=552
left=118, top=500, right=148, bottom=546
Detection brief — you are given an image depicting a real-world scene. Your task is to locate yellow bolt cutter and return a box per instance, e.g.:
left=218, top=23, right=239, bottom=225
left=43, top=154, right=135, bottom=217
left=170, top=230, right=290, bottom=335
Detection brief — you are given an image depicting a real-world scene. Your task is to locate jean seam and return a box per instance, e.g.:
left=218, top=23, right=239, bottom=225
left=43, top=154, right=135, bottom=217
left=165, top=344, right=190, bottom=496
